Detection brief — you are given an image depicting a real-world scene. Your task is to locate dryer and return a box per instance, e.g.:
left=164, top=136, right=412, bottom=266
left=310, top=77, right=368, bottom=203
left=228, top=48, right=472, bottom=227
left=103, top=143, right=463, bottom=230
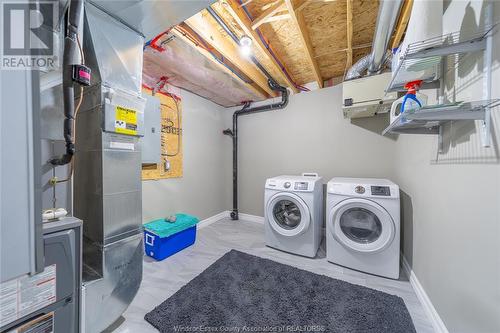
left=264, top=174, right=323, bottom=258
left=326, top=178, right=400, bottom=279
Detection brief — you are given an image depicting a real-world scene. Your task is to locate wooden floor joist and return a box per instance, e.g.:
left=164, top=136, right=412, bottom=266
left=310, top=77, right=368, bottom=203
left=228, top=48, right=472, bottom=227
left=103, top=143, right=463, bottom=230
left=222, top=0, right=299, bottom=93
left=284, top=0, right=323, bottom=88
left=259, top=12, right=290, bottom=24
left=186, top=9, right=277, bottom=97
left=172, top=26, right=268, bottom=99
left=346, top=0, right=353, bottom=70
left=251, top=0, right=286, bottom=30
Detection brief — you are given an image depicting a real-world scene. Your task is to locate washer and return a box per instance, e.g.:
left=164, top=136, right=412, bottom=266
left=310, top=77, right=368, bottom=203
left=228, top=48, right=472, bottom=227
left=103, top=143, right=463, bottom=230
left=326, top=177, right=400, bottom=279
left=264, top=174, right=323, bottom=258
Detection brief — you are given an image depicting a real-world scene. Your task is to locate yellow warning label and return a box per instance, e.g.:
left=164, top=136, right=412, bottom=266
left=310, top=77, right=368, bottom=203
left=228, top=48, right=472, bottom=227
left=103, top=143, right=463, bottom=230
left=115, top=106, right=138, bottom=135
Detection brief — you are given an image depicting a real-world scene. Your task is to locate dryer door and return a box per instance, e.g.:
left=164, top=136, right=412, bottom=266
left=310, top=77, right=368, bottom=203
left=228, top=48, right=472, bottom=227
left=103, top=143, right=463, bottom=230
left=267, top=193, right=311, bottom=237
left=329, top=198, right=395, bottom=253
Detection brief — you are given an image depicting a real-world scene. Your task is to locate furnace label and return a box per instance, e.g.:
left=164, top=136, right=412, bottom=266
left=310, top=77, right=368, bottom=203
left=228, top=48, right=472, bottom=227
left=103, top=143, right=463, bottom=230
left=115, top=106, right=138, bottom=135
left=0, top=265, right=56, bottom=328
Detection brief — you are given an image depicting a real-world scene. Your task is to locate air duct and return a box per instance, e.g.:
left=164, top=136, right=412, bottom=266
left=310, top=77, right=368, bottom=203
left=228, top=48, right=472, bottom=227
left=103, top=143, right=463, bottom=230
left=75, top=3, right=146, bottom=332
left=345, top=0, right=402, bottom=80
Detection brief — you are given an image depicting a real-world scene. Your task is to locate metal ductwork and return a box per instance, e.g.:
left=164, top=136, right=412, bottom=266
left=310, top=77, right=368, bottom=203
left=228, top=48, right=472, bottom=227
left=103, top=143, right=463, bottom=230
left=75, top=3, right=146, bottom=332
left=345, top=0, right=403, bottom=80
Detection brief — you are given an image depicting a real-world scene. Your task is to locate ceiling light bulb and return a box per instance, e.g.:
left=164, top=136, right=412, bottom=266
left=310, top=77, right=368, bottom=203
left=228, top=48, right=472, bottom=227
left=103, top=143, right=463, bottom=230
left=240, top=35, right=252, bottom=47
left=239, top=35, right=253, bottom=57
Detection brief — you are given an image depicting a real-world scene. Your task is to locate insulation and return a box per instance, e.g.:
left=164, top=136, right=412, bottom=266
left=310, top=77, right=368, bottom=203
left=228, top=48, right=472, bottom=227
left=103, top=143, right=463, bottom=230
left=142, top=32, right=264, bottom=107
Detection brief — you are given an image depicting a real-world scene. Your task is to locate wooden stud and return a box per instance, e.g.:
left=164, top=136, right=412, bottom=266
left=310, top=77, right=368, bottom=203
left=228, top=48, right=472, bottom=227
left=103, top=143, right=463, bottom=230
left=185, top=9, right=277, bottom=97
left=285, top=0, right=323, bottom=88
left=172, top=26, right=268, bottom=99
left=259, top=13, right=290, bottom=24
left=346, top=0, right=353, bottom=69
left=251, top=0, right=286, bottom=30
left=390, top=0, right=413, bottom=50
left=222, top=0, right=299, bottom=92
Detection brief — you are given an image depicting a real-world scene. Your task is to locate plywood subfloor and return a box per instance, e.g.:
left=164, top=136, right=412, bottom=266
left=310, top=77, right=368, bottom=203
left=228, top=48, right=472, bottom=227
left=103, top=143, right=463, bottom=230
left=244, top=0, right=379, bottom=83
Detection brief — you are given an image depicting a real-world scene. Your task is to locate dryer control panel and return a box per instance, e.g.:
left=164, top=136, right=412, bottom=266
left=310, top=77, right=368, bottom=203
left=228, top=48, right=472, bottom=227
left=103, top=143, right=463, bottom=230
left=327, top=178, right=399, bottom=199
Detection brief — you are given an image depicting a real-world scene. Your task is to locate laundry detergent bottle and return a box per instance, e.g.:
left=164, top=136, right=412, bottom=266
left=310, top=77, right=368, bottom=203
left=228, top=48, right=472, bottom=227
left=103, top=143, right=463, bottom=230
left=390, top=80, right=427, bottom=123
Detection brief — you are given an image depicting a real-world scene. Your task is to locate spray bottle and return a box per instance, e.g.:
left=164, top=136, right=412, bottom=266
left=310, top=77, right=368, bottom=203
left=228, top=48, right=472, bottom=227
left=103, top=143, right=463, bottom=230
left=390, top=80, right=428, bottom=123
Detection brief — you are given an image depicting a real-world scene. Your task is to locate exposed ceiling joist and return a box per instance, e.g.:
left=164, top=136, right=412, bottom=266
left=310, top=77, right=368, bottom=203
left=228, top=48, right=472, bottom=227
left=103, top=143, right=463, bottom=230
left=251, top=0, right=286, bottom=30
left=390, top=0, right=413, bottom=49
left=185, top=10, right=277, bottom=97
left=284, top=0, right=323, bottom=88
left=172, top=25, right=267, bottom=99
left=222, top=0, right=299, bottom=93
left=346, top=0, right=353, bottom=69
left=260, top=13, right=290, bottom=24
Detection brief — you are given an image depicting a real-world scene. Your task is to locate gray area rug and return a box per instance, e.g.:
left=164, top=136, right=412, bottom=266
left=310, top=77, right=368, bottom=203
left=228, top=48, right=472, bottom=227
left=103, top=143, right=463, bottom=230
left=145, top=250, right=416, bottom=333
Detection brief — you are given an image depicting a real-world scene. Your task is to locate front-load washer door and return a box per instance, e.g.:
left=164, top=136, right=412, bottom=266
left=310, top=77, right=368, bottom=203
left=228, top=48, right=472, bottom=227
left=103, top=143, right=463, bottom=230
left=267, top=193, right=311, bottom=237
left=329, top=198, right=395, bottom=253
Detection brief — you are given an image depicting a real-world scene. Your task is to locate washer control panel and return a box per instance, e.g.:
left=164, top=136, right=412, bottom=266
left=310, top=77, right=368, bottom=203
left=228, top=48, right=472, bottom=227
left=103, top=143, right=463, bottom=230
left=371, top=186, right=391, bottom=196
left=294, top=182, right=308, bottom=191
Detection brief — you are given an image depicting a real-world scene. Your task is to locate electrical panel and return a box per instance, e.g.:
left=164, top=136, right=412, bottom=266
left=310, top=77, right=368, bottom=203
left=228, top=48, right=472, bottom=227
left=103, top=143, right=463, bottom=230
left=141, top=94, right=162, bottom=163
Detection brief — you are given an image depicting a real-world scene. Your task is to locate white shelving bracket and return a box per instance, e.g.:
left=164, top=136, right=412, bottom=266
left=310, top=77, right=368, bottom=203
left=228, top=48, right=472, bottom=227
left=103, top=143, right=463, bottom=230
left=481, top=1, right=494, bottom=148
left=438, top=125, right=444, bottom=154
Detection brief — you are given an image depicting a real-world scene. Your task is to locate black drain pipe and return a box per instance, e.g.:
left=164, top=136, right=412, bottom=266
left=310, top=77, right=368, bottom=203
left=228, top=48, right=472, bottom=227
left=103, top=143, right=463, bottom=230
left=223, top=80, right=289, bottom=220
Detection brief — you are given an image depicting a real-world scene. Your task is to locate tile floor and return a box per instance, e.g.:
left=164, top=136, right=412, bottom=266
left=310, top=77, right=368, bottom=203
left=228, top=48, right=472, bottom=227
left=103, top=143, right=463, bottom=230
left=107, top=218, right=434, bottom=333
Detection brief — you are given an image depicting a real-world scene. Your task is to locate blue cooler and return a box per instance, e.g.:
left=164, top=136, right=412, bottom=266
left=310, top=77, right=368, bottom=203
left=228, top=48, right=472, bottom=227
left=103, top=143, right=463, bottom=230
left=144, top=213, right=199, bottom=260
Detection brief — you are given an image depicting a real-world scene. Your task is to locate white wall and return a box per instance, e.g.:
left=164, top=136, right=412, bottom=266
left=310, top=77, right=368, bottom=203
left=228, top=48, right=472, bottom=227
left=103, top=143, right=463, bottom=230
left=394, top=1, right=500, bottom=332
left=140, top=2, right=500, bottom=331
left=142, top=90, right=231, bottom=221
left=225, top=85, right=397, bottom=216
left=225, top=2, right=500, bottom=332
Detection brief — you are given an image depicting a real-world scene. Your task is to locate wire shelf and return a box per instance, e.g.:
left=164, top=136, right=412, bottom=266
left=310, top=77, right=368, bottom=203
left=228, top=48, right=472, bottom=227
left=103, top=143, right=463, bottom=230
left=386, top=24, right=498, bottom=92
left=382, top=99, right=500, bottom=136
left=382, top=118, right=440, bottom=136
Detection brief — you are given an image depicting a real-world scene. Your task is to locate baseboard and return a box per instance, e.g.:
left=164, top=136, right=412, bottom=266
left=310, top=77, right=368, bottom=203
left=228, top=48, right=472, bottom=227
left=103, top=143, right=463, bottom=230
left=237, top=213, right=265, bottom=224
left=401, top=255, right=449, bottom=333
left=198, top=211, right=230, bottom=229
left=198, top=211, right=264, bottom=229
